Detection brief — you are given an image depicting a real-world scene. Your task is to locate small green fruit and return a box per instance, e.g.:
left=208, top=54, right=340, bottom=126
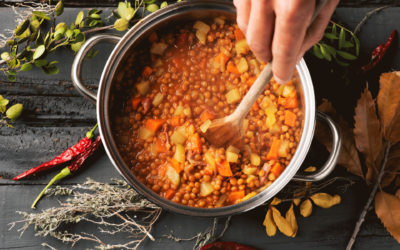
left=147, top=4, right=159, bottom=13
left=6, top=103, right=23, bottom=120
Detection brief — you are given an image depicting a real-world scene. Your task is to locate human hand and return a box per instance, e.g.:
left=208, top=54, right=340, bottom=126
left=234, top=0, right=339, bottom=84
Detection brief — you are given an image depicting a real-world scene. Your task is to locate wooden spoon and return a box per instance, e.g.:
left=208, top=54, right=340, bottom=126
left=201, top=0, right=328, bottom=149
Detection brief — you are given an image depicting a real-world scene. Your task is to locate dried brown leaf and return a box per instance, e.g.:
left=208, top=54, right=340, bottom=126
left=375, top=191, right=400, bottom=243
left=285, top=203, right=298, bottom=237
left=293, top=198, right=301, bottom=206
left=381, top=143, right=400, bottom=188
left=304, top=166, right=316, bottom=172
left=300, top=199, right=312, bottom=217
left=396, top=190, right=400, bottom=200
left=270, top=197, right=281, bottom=205
left=264, top=207, right=277, bottom=236
left=271, top=206, right=293, bottom=237
left=377, top=73, right=400, bottom=141
left=354, top=85, right=382, bottom=183
left=315, top=100, right=363, bottom=177
left=310, top=193, right=334, bottom=208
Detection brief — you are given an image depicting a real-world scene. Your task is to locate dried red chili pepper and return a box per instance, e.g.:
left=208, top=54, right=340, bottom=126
left=360, top=30, right=396, bottom=73
left=371, top=43, right=384, bottom=62
left=31, top=135, right=102, bottom=209
left=201, top=242, right=256, bottom=250
left=13, top=124, right=98, bottom=181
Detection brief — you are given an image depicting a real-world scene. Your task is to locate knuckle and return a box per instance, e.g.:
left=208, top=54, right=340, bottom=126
left=272, top=46, right=297, bottom=62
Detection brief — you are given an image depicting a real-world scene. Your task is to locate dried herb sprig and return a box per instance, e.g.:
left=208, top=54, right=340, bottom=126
left=9, top=178, right=162, bottom=250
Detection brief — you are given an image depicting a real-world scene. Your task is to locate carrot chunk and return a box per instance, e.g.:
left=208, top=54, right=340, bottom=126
left=170, top=158, right=182, bottom=173
left=266, top=139, right=281, bottom=160
left=158, top=165, right=167, bottom=176
left=234, top=29, right=245, bottom=41
left=189, top=133, right=202, bottom=152
left=229, top=190, right=245, bottom=202
left=246, top=76, right=257, bottom=87
left=278, top=96, right=286, bottom=105
left=156, top=138, right=166, bottom=153
left=284, top=110, right=297, bottom=127
left=148, top=32, right=158, bottom=43
left=285, top=92, right=299, bottom=109
left=131, top=97, right=143, bottom=110
left=141, top=66, right=153, bottom=77
left=252, top=102, right=259, bottom=111
left=217, top=160, right=233, bottom=177
left=215, top=52, right=230, bottom=66
left=227, top=64, right=240, bottom=75
left=270, top=163, right=284, bottom=177
left=170, top=116, right=180, bottom=126
left=145, top=119, right=166, bottom=132
left=200, top=111, right=215, bottom=123
left=164, top=189, right=177, bottom=200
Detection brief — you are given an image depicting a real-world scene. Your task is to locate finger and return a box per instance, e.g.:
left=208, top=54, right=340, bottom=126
left=297, top=0, right=340, bottom=63
left=245, top=0, right=275, bottom=62
left=272, top=0, right=315, bottom=84
left=234, top=0, right=251, bottom=34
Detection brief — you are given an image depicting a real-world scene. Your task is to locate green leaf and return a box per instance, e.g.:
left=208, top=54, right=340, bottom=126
left=88, top=8, right=98, bottom=16
left=65, top=29, right=74, bottom=38
left=89, top=20, right=98, bottom=27
left=20, top=63, right=33, bottom=71
left=114, top=18, right=129, bottom=31
left=75, top=33, right=85, bottom=42
left=86, top=49, right=99, bottom=60
left=35, top=59, right=48, bottom=67
left=71, top=33, right=85, bottom=53
left=8, top=70, right=18, bottom=75
left=32, top=11, right=51, bottom=20
left=30, top=19, right=40, bottom=33
left=47, top=66, right=59, bottom=75
left=339, top=28, right=345, bottom=50
left=17, top=36, right=29, bottom=44
left=1, top=52, right=9, bottom=61
left=161, top=1, right=168, bottom=8
left=90, top=14, right=100, bottom=19
left=335, top=58, right=349, bottom=67
left=33, top=45, right=45, bottom=59
left=125, top=7, right=136, bottom=21
left=47, top=61, right=59, bottom=67
left=112, top=10, right=121, bottom=19
left=25, top=51, right=34, bottom=61
left=73, top=29, right=81, bottom=36
left=342, top=41, right=354, bottom=48
left=324, top=33, right=338, bottom=39
left=147, top=4, right=159, bottom=13
left=320, top=45, right=331, bottom=61
left=70, top=22, right=75, bottom=30
left=41, top=66, right=51, bottom=75
left=75, top=11, right=84, bottom=25
left=35, top=30, right=44, bottom=47
left=321, top=44, right=336, bottom=57
left=352, top=34, right=360, bottom=56
left=0, top=99, right=9, bottom=106
left=313, top=45, right=324, bottom=59
left=7, top=75, right=16, bottom=82
left=337, top=50, right=357, bottom=60
left=331, top=24, right=337, bottom=36
left=15, top=20, right=30, bottom=36
left=55, top=1, right=64, bottom=16
left=117, top=2, right=127, bottom=19
left=16, top=49, right=28, bottom=59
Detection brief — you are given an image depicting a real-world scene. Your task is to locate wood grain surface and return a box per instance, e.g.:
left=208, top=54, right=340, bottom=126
left=1, top=3, right=400, bottom=250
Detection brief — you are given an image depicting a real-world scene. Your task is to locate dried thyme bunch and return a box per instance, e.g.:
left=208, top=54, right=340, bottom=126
left=9, top=178, right=161, bottom=250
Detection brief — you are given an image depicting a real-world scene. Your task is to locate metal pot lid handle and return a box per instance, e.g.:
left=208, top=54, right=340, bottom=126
left=71, top=34, right=122, bottom=105
left=292, top=110, right=342, bottom=182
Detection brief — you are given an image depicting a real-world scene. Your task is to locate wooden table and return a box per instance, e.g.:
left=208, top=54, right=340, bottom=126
left=1, top=1, right=399, bottom=249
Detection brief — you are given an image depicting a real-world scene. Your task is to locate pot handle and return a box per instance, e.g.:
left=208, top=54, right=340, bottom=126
left=292, top=110, right=342, bottom=182
left=71, top=34, right=122, bottom=105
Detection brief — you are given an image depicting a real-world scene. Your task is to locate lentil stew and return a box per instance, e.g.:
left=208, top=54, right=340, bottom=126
left=111, top=18, right=303, bottom=208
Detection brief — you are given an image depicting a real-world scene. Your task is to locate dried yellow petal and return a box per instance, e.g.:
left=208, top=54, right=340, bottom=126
left=300, top=199, right=312, bottom=217
left=270, top=197, right=281, bottom=205
left=264, top=208, right=277, bottom=236
left=304, top=166, right=317, bottom=172
left=294, top=191, right=306, bottom=197
left=285, top=203, right=298, bottom=237
left=332, top=194, right=341, bottom=205
left=311, top=193, right=334, bottom=208
left=293, top=198, right=301, bottom=206
left=271, top=206, right=293, bottom=237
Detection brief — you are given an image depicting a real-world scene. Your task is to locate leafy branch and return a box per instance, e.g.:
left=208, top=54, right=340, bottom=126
left=0, top=0, right=174, bottom=82
left=0, top=95, right=23, bottom=128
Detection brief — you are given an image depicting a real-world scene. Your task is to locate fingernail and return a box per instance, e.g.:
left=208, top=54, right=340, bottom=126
left=274, top=75, right=290, bottom=85
left=237, top=21, right=247, bottom=34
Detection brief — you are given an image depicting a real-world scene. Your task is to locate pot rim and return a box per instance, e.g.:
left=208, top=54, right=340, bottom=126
left=96, top=0, right=316, bottom=217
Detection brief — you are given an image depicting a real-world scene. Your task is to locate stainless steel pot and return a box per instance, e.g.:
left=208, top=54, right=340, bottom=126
left=71, top=0, right=341, bottom=217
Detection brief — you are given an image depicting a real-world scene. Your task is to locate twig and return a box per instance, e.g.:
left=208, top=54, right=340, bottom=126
left=353, top=5, right=393, bottom=35
left=346, top=142, right=392, bottom=250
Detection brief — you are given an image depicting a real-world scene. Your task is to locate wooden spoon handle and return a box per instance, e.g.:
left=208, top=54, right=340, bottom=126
left=230, top=0, right=328, bottom=121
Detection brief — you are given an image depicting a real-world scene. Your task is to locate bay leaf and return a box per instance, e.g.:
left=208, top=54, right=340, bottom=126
left=300, top=199, right=312, bottom=217
left=285, top=203, right=298, bottom=237
left=263, top=208, right=277, bottom=236
left=271, top=206, right=293, bottom=237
